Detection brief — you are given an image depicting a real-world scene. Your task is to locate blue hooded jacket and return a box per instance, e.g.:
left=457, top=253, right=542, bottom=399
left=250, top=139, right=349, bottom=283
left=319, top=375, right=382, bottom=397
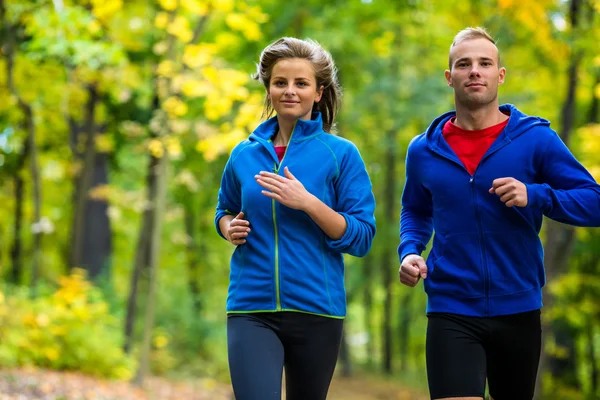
left=216, top=112, right=376, bottom=318
left=399, top=104, right=600, bottom=317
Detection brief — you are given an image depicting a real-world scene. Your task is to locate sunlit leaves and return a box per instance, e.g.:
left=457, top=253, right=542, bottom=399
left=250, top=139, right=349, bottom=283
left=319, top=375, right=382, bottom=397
left=90, top=0, right=123, bottom=24
left=225, top=13, right=262, bottom=41
left=25, top=6, right=126, bottom=69
left=181, top=0, right=209, bottom=16
left=158, top=0, right=178, bottom=12
left=372, top=31, right=395, bottom=58
left=183, top=44, right=217, bottom=68
left=167, top=15, right=194, bottom=43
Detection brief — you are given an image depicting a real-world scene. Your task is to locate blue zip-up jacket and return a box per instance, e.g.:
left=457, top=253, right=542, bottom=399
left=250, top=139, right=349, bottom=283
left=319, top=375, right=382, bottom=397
left=216, top=112, right=376, bottom=318
left=399, top=104, right=600, bottom=317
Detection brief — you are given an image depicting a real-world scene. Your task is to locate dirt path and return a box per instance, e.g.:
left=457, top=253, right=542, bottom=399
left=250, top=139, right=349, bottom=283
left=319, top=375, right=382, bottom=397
left=0, top=368, right=427, bottom=400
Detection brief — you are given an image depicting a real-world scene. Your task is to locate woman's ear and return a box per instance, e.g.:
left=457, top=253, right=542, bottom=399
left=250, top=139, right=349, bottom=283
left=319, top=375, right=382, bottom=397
left=315, top=85, right=324, bottom=103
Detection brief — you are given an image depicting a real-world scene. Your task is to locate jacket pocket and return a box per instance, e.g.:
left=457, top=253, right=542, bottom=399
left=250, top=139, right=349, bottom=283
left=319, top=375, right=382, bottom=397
left=484, top=231, right=544, bottom=296
left=424, top=232, right=485, bottom=298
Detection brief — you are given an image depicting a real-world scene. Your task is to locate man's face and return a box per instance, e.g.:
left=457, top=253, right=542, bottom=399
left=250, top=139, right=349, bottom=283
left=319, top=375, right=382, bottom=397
left=445, top=38, right=506, bottom=109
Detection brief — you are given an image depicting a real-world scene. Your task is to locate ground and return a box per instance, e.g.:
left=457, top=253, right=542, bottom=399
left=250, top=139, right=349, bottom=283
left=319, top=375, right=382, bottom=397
left=0, top=368, right=428, bottom=400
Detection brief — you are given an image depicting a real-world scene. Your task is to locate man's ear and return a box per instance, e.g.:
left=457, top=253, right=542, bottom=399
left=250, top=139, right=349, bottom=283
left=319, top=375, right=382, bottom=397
left=498, top=67, right=506, bottom=85
left=444, top=70, right=452, bottom=87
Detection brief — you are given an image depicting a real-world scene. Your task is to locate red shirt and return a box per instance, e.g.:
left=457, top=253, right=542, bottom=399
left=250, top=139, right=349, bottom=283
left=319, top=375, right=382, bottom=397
left=442, top=117, right=509, bottom=175
left=274, top=145, right=286, bottom=162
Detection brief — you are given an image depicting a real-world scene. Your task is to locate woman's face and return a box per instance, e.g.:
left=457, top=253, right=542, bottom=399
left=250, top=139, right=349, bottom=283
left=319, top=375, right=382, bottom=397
left=268, top=58, right=323, bottom=122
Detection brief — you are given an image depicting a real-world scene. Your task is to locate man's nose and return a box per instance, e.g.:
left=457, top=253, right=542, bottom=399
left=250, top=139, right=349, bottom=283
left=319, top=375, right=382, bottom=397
left=469, top=65, right=481, bottom=77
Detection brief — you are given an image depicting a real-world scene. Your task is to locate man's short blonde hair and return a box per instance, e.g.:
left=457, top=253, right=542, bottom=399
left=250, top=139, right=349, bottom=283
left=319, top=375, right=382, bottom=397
left=448, top=27, right=500, bottom=69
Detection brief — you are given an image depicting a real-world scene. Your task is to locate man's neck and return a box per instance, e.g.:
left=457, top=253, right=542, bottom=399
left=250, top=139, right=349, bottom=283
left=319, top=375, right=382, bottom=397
left=453, top=102, right=507, bottom=131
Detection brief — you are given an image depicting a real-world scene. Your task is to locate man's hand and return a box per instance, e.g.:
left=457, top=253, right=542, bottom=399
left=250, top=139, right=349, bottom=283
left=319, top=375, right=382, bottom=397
left=399, top=254, right=428, bottom=287
left=489, top=177, right=528, bottom=207
left=226, top=212, right=250, bottom=245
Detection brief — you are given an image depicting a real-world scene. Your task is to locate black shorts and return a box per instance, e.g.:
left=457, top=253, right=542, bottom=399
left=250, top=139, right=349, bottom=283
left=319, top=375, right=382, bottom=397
left=426, top=310, right=541, bottom=400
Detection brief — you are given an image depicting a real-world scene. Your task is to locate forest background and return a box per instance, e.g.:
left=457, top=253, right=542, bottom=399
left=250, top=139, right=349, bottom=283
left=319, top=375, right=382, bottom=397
left=1, top=0, right=600, bottom=399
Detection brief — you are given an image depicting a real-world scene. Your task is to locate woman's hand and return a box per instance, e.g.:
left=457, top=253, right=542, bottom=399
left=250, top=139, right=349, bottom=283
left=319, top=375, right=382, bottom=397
left=255, top=167, right=314, bottom=211
left=226, top=212, right=251, bottom=245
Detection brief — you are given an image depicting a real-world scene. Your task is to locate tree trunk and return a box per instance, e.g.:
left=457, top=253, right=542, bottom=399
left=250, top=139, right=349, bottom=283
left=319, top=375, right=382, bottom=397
left=381, top=130, right=397, bottom=375
left=586, top=320, right=598, bottom=395
left=536, top=0, right=583, bottom=397
left=398, top=292, right=412, bottom=373
left=9, top=141, right=28, bottom=285
left=69, top=85, right=106, bottom=277
left=25, top=104, right=42, bottom=293
left=2, top=5, right=42, bottom=292
left=362, top=252, right=375, bottom=367
left=184, top=205, right=202, bottom=313
left=338, top=326, right=352, bottom=377
left=123, top=153, right=159, bottom=354
left=133, top=147, right=169, bottom=386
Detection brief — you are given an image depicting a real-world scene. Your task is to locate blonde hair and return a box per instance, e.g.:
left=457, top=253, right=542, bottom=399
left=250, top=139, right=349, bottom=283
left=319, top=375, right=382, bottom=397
left=448, top=27, right=500, bottom=69
left=253, top=37, right=342, bottom=133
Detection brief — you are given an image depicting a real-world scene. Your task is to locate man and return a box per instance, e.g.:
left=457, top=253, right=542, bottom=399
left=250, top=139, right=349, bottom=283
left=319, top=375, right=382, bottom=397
left=398, top=27, right=600, bottom=400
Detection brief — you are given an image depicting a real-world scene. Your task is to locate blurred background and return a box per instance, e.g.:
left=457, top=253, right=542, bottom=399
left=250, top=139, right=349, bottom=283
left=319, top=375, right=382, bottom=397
left=0, top=0, right=599, bottom=399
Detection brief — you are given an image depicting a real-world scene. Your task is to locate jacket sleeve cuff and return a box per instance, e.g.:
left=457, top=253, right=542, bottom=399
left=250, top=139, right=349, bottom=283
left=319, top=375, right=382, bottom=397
left=398, top=241, right=422, bottom=264
left=215, top=209, right=235, bottom=240
left=325, top=212, right=374, bottom=257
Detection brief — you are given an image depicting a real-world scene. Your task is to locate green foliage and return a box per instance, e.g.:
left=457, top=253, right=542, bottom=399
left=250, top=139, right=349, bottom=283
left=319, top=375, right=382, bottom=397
left=0, top=270, right=136, bottom=380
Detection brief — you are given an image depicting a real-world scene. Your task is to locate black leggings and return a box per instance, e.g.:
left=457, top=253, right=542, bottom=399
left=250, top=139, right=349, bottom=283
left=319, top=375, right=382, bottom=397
left=227, top=312, right=343, bottom=400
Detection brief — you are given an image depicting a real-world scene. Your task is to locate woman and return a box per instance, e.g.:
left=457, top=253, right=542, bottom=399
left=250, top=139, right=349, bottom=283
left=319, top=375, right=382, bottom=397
left=215, top=37, right=376, bottom=400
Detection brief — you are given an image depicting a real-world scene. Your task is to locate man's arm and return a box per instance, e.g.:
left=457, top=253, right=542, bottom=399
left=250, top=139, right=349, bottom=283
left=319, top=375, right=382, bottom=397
left=398, top=140, right=434, bottom=263
left=526, top=129, right=600, bottom=227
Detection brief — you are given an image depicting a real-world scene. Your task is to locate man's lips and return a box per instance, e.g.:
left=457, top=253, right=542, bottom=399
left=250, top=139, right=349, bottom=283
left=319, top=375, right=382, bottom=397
left=467, top=83, right=485, bottom=87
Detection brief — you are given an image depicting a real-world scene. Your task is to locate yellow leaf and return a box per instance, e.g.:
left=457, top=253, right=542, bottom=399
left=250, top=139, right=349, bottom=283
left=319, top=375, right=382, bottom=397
left=212, top=0, right=233, bottom=12
left=95, top=134, right=114, bottom=153
left=595, top=83, right=600, bottom=99
left=241, top=22, right=261, bottom=41
left=215, top=32, right=241, bottom=52
left=159, top=0, right=178, bottom=11
left=225, top=13, right=247, bottom=31
left=181, top=0, right=209, bottom=16
left=155, top=12, right=170, bottom=29
left=168, top=15, right=193, bottom=43
left=153, top=335, right=169, bottom=349
left=87, top=20, right=102, bottom=35
left=163, top=96, right=188, bottom=117
left=45, top=348, right=60, bottom=361
left=183, top=44, right=216, bottom=68
left=182, top=80, right=212, bottom=97
left=148, top=139, right=165, bottom=158
left=89, top=184, right=112, bottom=201
left=166, top=137, right=183, bottom=158
left=245, top=6, right=269, bottom=24
left=91, top=0, right=123, bottom=22
left=157, top=60, right=177, bottom=78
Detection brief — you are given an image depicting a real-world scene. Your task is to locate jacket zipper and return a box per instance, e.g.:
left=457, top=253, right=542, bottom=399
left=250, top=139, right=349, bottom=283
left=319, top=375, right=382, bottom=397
left=432, top=136, right=511, bottom=316
left=270, top=122, right=296, bottom=311
left=470, top=176, right=489, bottom=315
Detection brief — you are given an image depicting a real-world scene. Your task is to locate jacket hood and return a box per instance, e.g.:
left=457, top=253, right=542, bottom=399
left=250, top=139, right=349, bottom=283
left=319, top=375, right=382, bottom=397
left=426, top=104, right=551, bottom=152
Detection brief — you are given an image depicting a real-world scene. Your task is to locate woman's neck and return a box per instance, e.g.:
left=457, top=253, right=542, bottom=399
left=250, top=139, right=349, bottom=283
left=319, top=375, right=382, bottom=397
left=273, top=118, right=295, bottom=146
